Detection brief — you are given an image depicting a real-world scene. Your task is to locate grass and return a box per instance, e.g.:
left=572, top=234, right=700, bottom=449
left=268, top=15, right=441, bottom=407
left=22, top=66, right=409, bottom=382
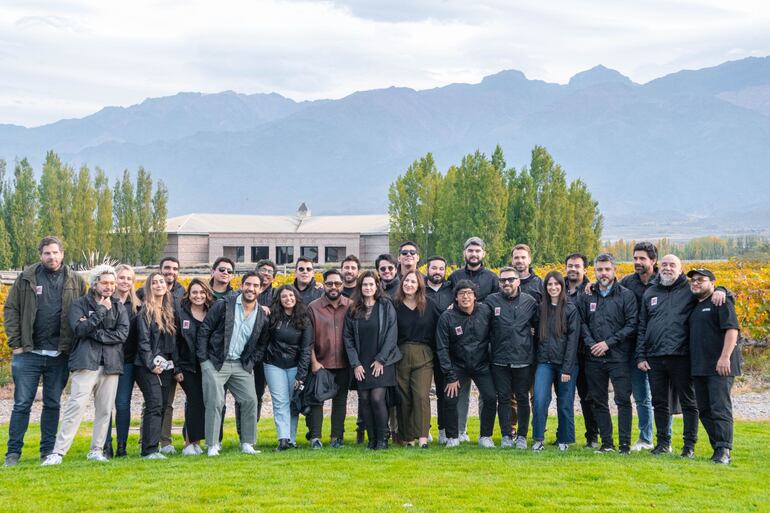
left=0, top=416, right=768, bottom=513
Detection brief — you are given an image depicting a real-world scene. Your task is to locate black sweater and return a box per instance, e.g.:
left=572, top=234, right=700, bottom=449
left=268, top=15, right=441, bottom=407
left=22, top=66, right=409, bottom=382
left=395, top=298, right=442, bottom=348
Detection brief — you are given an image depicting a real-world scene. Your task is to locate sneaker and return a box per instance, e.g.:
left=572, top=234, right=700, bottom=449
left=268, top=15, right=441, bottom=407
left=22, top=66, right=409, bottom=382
left=712, top=448, right=731, bottom=465
left=458, top=432, right=470, bottom=443
left=680, top=446, right=695, bottom=459
left=438, top=429, right=447, bottom=445
left=241, top=443, right=261, bottom=455
left=192, top=444, right=203, bottom=455
left=478, top=436, right=495, bottom=449
left=159, top=445, right=176, bottom=455
left=143, top=452, right=167, bottom=460
left=41, top=453, right=63, bottom=466
left=532, top=441, right=545, bottom=452
left=594, top=444, right=615, bottom=454
left=4, top=453, right=20, bottom=467
left=501, top=436, right=514, bottom=448
left=619, top=444, right=631, bottom=455
left=650, top=444, right=672, bottom=455
left=182, top=445, right=199, bottom=456
left=515, top=436, right=528, bottom=450
left=558, top=443, right=569, bottom=452
left=445, top=438, right=460, bottom=448
left=86, top=450, right=108, bottom=462
left=329, top=439, right=345, bottom=449
left=584, top=439, right=600, bottom=449
left=207, top=445, right=220, bottom=457
left=311, top=439, right=323, bottom=450
left=631, top=439, right=654, bottom=452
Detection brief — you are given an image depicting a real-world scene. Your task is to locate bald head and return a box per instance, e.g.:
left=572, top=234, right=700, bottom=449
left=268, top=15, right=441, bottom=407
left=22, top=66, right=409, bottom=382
left=659, top=254, right=682, bottom=286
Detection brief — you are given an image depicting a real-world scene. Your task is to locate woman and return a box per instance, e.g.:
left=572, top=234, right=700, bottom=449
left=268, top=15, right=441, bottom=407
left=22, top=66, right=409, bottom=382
left=263, top=285, right=313, bottom=451
left=393, top=271, right=441, bottom=448
left=135, top=272, right=178, bottom=459
left=176, top=278, right=214, bottom=456
left=531, top=271, right=580, bottom=452
left=104, top=264, right=141, bottom=458
left=343, top=271, right=401, bottom=450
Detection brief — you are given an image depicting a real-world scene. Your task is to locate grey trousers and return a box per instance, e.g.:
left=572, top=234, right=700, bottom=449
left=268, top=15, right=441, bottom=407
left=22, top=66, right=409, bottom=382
left=202, top=360, right=257, bottom=447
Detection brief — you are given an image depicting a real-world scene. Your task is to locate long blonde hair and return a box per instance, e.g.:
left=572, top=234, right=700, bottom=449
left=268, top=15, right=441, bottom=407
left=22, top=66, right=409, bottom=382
left=142, top=271, right=176, bottom=334
left=115, top=264, right=141, bottom=315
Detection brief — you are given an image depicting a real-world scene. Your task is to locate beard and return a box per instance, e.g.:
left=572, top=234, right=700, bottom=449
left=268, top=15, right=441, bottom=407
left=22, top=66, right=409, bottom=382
left=428, top=274, right=444, bottom=285
left=659, top=273, right=677, bottom=286
left=325, top=289, right=340, bottom=300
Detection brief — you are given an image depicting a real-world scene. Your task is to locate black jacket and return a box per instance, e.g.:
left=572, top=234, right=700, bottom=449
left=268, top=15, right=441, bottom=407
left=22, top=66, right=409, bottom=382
left=484, top=291, right=539, bottom=366
left=135, top=306, right=178, bottom=371
left=448, top=264, right=499, bottom=300
left=121, top=297, right=140, bottom=365
left=258, top=287, right=275, bottom=308
left=196, top=293, right=270, bottom=373
left=265, top=319, right=313, bottom=379
left=536, top=301, right=580, bottom=374
left=576, top=281, right=638, bottom=363
left=425, top=281, right=454, bottom=312
left=519, top=269, right=544, bottom=304
left=382, top=275, right=401, bottom=299
left=343, top=298, right=401, bottom=368
left=435, top=302, right=492, bottom=382
left=175, top=301, right=204, bottom=373
left=293, top=280, right=323, bottom=305
left=67, top=294, right=130, bottom=374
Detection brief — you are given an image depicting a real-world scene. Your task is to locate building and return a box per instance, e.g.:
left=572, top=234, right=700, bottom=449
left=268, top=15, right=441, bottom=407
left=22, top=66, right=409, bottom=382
left=164, top=204, right=390, bottom=266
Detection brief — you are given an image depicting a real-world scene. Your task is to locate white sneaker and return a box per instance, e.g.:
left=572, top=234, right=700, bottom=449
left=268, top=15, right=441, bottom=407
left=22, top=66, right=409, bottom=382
left=558, top=443, right=569, bottom=452
left=86, top=450, right=108, bottom=462
left=458, top=432, right=470, bottom=443
left=445, top=438, right=460, bottom=448
left=438, top=429, right=447, bottom=445
left=192, top=444, right=203, bottom=455
left=631, top=439, right=654, bottom=452
left=241, top=443, right=261, bottom=455
left=515, top=435, right=528, bottom=450
left=143, top=452, right=167, bottom=460
left=501, top=436, right=514, bottom=448
left=159, top=445, right=176, bottom=455
left=478, top=436, right=495, bottom=448
left=182, top=445, right=199, bottom=456
left=41, top=453, right=63, bottom=466
left=207, top=445, right=220, bottom=457
left=532, top=441, right=544, bottom=452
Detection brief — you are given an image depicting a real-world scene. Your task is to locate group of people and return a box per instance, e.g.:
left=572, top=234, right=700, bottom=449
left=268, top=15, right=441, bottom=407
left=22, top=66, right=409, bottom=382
left=3, top=235, right=740, bottom=467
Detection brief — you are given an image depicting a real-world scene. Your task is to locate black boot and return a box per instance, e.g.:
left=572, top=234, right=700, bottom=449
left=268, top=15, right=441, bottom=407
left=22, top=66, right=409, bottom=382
left=375, top=438, right=389, bottom=450
left=275, top=439, right=291, bottom=452
left=356, top=430, right=365, bottom=445
left=366, top=429, right=376, bottom=450
left=116, top=441, right=127, bottom=458
left=712, top=448, right=731, bottom=465
left=103, top=443, right=114, bottom=459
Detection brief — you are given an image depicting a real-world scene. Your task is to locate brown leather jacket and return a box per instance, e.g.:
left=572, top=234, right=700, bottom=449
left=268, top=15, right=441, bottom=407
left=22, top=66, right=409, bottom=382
left=308, top=295, right=350, bottom=369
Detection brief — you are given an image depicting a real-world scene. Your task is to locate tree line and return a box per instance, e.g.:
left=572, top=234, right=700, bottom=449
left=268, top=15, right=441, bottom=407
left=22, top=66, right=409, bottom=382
left=388, top=145, right=603, bottom=266
left=604, top=235, right=770, bottom=262
left=0, top=151, right=168, bottom=269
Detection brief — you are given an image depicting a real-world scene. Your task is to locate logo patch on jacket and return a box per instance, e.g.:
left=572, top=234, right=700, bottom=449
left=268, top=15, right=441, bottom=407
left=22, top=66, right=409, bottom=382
left=35, top=285, right=43, bottom=295
left=455, top=326, right=463, bottom=336
left=183, top=320, right=190, bottom=329
left=494, top=307, right=501, bottom=316
left=650, top=297, right=658, bottom=306
left=590, top=302, right=597, bottom=312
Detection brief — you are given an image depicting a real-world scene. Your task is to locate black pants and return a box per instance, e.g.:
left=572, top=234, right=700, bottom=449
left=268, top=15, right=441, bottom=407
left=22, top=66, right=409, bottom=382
left=179, top=369, right=206, bottom=443
left=694, top=375, right=734, bottom=449
left=490, top=364, right=532, bottom=438
left=648, top=356, right=698, bottom=448
left=576, top=351, right=599, bottom=442
left=433, top=357, right=446, bottom=431
left=235, top=363, right=266, bottom=437
left=443, top=367, right=496, bottom=439
left=359, top=388, right=388, bottom=443
left=585, top=359, right=632, bottom=447
left=135, top=367, right=174, bottom=456
left=309, top=368, right=350, bottom=440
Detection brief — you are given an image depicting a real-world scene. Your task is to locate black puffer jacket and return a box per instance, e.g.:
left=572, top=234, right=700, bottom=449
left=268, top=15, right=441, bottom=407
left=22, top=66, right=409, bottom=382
left=175, top=301, right=205, bottom=373
left=67, top=294, right=130, bottom=374
left=484, top=291, right=539, bottom=366
left=448, top=265, right=499, bottom=300
left=536, top=301, right=580, bottom=374
left=435, top=302, right=492, bottom=383
left=265, top=318, right=313, bottom=379
left=343, top=297, right=401, bottom=368
left=636, top=273, right=697, bottom=361
left=576, top=281, right=638, bottom=363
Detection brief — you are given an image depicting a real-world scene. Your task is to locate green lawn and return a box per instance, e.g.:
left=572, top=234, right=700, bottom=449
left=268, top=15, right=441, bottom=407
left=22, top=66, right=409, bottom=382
left=0, top=416, right=768, bottom=513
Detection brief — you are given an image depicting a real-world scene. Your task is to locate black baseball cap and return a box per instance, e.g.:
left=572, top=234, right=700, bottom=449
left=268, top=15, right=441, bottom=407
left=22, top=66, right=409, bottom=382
left=686, top=268, right=715, bottom=281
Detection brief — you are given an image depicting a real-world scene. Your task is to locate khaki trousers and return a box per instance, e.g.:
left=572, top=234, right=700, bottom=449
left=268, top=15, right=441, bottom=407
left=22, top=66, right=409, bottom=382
left=396, top=343, right=434, bottom=441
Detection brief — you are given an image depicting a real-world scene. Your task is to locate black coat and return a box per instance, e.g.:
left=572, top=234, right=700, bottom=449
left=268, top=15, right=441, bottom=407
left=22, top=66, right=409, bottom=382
left=425, top=281, right=454, bottom=312
left=448, top=265, right=499, bottom=301
left=196, top=294, right=270, bottom=373
left=519, top=269, right=544, bottom=304
left=67, top=294, right=130, bottom=374
left=435, top=302, right=492, bottom=382
left=536, top=301, right=580, bottom=374
left=576, top=281, right=638, bottom=363
left=265, top=319, right=313, bottom=379
left=294, top=280, right=323, bottom=305
left=135, top=306, right=178, bottom=371
left=343, top=298, right=401, bottom=368
left=484, top=291, right=539, bottom=366
left=382, top=275, right=401, bottom=299
left=636, top=273, right=698, bottom=361
left=175, top=301, right=204, bottom=373
left=120, top=297, right=140, bottom=365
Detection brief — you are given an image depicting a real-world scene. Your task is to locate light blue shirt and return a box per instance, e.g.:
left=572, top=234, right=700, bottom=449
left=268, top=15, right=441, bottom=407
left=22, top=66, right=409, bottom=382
left=227, top=295, right=258, bottom=360
left=599, top=283, right=614, bottom=298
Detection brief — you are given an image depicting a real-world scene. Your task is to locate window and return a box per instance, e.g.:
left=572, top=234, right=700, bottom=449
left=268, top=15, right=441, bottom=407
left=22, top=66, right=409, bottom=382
left=250, top=246, right=269, bottom=262
left=300, top=246, right=319, bottom=263
left=325, top=246, right=346, bottom=263
left=223, top=246, right=244, bottom=263
left=276, top=246, right=294, bottom=265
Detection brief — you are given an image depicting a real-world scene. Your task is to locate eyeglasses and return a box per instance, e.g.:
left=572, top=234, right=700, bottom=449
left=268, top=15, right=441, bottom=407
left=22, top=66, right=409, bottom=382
left=690, top=277, right=711, bottom=284
left=258, top=268, right=275, bottom=275
left=400, top=249, right=417, bottom=256
left=378, top=265, right=395, bottom=272
left=456, top=290, right=475, bottom=297
left=216, top=267, right=233, bottom=274
left=498, top=277, right=519, bottom=284
left=324, top=281, right=344, bottom=288
left=297, top=267, right=313, bottom=272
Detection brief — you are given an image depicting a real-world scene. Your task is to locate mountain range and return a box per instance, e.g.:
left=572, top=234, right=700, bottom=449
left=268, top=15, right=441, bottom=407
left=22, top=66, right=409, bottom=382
left=2, top=56, right=770, bottom=239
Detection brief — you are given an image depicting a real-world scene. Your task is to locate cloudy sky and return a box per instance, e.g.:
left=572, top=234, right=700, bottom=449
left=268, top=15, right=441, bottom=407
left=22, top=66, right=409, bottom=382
left=1, top=0, right=768, bottom=127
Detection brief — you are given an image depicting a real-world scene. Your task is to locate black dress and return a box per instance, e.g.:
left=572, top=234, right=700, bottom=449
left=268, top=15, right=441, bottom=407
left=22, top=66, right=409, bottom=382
left=357, top=306, right=396, bottom=390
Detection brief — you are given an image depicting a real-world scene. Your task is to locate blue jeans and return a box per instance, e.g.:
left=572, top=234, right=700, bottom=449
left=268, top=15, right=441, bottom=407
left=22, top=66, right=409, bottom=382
left=7, top=352, right=69, bottom=457
left=630, top=361, right=654, bottom=443
left=532, top=363, right=577, bottom=444
left=264, top=364, right=298, bottom=443
left=105, top=362, right=135, bottom=446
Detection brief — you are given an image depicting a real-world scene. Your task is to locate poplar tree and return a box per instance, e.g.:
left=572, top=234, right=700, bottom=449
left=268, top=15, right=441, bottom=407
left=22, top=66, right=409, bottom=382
left=6, top=159, right=40, bottom=268
left=94, top=167, right=113, bottom=257
left=388, top=153, right=440, bottom=256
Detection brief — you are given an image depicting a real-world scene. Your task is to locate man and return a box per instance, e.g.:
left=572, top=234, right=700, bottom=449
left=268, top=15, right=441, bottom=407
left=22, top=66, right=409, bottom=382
left=376, top=254, right=400, bottom=299
left=255, top=259, right=277, bottom=307
left=307, top=269, right=352, bottom=448
left=511, top=244, right=543, bottom=303
left=197, top=271, right=269, bottom=456
left=448, top=237, right=499, bottom=301
left=485, top=267, right=538, bottom=449
left=4, top=236, right=87, bottom=467
left=209, top=257, right=236, bottom=300
left=41, top=265, right=130, bottom=465
left=340, top=255, right=360, bottom=298
left=687, top=268, right=740, bottom=464
left=435, top=280, right=497, bottom=448
left=577, top=253, right=637, bottom=455
left=565, top=252, right=600, bottom=448
left=397, top=241, right=420, bottom=276
left=293, top=256, right=323, bottom=304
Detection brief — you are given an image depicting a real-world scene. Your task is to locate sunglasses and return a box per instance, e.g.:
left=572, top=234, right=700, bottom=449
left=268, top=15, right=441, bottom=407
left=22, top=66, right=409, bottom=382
left=499, top=277, right=519, bottom=284
left=216, top=267, right=234, bottom=274
left=378, top=265, right=395, bottom=272
left=297, top=266, right=314, bottom=272
left=324, top=281, right=344, bottom=288
left=400, top=249, right=417, bottom=256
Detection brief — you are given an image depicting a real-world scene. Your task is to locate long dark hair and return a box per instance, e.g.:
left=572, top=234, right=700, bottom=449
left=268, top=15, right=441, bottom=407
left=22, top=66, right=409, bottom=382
left=394, top=270, right=427, bottom=315
left=349, top=270, right=382, bottom=320
left=269, top=285, right=309, bottom=329
left=539, top=271, right=567, bottom=340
